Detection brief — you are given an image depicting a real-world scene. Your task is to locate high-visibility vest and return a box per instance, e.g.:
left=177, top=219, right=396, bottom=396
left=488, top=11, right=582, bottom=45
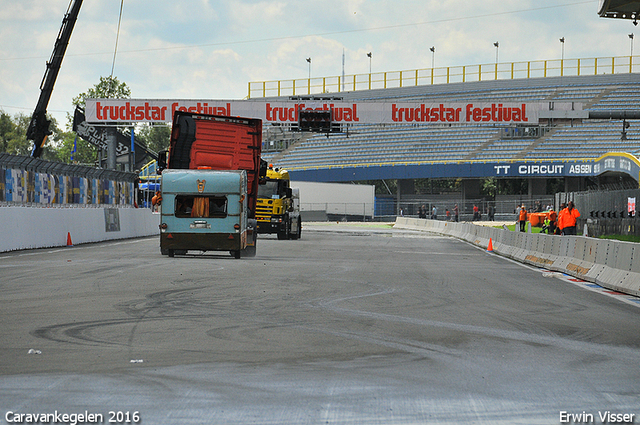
left=519, top=209, right=527, bottom=221
left=564, top=208, right=580, bottom=227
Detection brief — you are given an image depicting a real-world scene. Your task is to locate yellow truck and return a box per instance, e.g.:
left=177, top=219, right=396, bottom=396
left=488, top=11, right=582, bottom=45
left=256, top=165, right=301, bottom=240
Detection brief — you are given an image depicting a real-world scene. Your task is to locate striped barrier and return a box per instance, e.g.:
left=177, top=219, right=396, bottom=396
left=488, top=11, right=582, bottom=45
left=394, top=217, right=640, bottom=297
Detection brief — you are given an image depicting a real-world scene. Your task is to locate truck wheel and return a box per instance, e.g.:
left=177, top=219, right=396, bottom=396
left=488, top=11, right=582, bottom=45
left=168, top=249, right=175, bottom=258
left=243, top=245, right=257, bottom=257
left=231, top=250, right=241, bottom=259
left=298, top=219, right=302, bottom=239
left=289, top=219, right=299, bottom=240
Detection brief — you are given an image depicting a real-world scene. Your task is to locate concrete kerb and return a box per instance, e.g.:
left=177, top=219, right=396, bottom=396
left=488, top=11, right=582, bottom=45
left=393, top=217, right=638, bottom=298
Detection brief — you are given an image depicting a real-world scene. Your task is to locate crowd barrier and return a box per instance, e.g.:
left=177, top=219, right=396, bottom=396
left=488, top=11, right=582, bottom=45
left=394, top=217, right=640, bottom=298
left=0, top=205, right=159, bottom=253
left=0, top=154, right=139, bottom=207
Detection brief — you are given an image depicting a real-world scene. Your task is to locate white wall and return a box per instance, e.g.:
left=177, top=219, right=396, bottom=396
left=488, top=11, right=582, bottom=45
left=292, top=181, right=375, bottom=217
left=0, top=206, right=159, bottom=253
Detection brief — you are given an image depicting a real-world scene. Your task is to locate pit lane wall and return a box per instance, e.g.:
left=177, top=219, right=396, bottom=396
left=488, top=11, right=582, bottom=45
left=394, top=217, right=640, bottom=297
left=0, top=205, right=159, bottom=253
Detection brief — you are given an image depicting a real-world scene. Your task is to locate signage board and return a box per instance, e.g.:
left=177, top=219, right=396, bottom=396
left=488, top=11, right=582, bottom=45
left=85, top=98, right=582, bottom=126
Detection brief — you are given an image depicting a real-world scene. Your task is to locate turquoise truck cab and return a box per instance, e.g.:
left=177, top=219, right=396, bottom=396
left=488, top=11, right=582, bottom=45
left=159, top=169, right=249, bottom=258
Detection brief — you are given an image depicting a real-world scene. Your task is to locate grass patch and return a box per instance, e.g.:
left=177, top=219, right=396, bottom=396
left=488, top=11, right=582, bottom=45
left=495, top=224, right=640, bottom=242
left=599, top=234, right=640, bottom=243
left=497, top=224, right=546, bottom=234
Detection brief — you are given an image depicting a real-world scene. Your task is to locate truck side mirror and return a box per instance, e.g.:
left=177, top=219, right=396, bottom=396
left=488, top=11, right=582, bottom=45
left=158, top=150, right=168, bottom=172
left=259, top=159, right=268, bottom=178
left=258, top=159, right=268, bottom=184
left=286, top=188, right=292, bottom=198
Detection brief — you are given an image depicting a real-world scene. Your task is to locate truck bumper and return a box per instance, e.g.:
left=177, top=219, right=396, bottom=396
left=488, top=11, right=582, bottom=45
left=160, top=232, right=243, bottom=252
left=257, top=220, right=282, bottom=234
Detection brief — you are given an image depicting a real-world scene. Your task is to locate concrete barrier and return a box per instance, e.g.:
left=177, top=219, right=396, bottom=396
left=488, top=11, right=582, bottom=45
left=394, top=217, right=639, bottom=298
left=553, top=237, right=577, bottom=273
left=585, top=239, right=610, bottom=283
left=0, top=206, right=159, bottom=253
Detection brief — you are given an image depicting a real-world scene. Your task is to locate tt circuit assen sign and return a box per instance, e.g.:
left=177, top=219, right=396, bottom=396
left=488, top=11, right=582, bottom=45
left=84, top=99, right=580, bottom=125
left=286, top=153, right=640, bottom=184
left=492, top=154, right=640, bottom=179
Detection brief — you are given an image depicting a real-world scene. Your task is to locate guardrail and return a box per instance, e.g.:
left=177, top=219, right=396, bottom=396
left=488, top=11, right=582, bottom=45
left=248, top=55, right=639, bottom=98
left=394, top=217, right=640, bottom=297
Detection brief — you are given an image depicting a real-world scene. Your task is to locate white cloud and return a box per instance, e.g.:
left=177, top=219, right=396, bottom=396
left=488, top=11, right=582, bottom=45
left=1, top=0, right=633, bottom=128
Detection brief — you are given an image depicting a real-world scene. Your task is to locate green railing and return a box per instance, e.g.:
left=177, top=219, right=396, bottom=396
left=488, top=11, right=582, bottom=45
left=248, top=55, right=639, bottom=99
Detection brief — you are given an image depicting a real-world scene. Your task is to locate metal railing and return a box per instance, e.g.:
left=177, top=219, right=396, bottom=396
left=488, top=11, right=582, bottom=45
left=248, top=55, right=639, bottom=99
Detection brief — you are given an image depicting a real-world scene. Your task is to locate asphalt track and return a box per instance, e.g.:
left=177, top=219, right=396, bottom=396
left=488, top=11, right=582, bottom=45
left=1, top=223, right=639, bottom=425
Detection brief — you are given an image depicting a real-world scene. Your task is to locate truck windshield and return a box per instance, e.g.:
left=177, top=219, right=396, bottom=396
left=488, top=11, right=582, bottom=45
left=175, top=195, right=228, bottom=218
left=258, top=180, right=280, bottom=199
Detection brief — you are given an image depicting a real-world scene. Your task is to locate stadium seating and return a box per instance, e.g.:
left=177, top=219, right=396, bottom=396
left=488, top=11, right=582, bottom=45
left=270, top=74, right=640, bottom=170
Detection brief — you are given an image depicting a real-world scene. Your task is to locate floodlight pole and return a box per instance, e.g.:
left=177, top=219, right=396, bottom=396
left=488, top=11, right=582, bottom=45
left=560, top=37, right=565, bottom=76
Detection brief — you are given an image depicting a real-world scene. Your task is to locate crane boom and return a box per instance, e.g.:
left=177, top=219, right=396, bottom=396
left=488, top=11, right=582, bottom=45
left=28, top=0, right=83, bottom=158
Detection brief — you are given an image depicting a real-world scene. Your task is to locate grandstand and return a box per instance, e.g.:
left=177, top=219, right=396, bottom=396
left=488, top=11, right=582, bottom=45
left=255, top=71, right=640, bottom=218
left=263, top=73, right=640, bottom=171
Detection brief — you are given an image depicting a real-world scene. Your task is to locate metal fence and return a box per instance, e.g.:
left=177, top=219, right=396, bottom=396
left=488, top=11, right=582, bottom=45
left=396, top=196, right=555, bottom=222
left=249, top=55, right=639, bottom=98
left=557, top=189, right=639, bottom=237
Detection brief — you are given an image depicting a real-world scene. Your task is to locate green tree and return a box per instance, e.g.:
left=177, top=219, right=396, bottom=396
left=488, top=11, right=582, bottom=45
left=136, top=124, right=171, bottom=154
left=0, top=108, right=74, bottom=160
left=55, top=129, right=98, bottom=165
left=482, top=177, right=497, bottom=198
left=71, top=75, right=131, bottom=110
left=63, top=75, right=132, bottom=164
left=1, top=112, right=31, bottom=156
left=0, top=111, right=14, bottom=153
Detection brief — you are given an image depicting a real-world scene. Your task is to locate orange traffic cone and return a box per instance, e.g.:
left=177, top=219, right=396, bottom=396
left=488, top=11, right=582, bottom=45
left=66, top=232, right=73, bottom=247
left=487, top=238, right=493, bottom=252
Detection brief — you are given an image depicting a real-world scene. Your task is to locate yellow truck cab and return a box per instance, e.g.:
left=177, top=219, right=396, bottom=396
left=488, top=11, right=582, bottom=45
left=256, top=166, right=301, bottom=240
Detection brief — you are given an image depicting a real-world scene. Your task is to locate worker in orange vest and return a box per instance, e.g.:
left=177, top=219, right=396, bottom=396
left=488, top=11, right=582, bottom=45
left=559, top=201, right=580, bottom=235
left=518, top=205, right=527, bottom=232
left=151, top=191, right=162, bottom=212
left=555, top=203, right=566, bottom=234
left=547, top=209, right=557, bottom=234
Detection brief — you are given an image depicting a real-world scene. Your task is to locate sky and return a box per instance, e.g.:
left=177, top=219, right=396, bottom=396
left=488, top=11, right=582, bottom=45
left=0, top=0, right=636, bottom=128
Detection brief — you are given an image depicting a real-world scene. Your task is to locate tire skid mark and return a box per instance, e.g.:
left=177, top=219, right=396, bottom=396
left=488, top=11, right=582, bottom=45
left=295, top=325, right=460, bottom=359
left=312, top=289, right=640, bottom=359
left=32, top=286, right=227, bottom=347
